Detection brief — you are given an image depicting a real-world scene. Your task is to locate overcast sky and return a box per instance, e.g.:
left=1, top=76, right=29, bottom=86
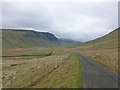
left=1, top=1, right=118, bottom=42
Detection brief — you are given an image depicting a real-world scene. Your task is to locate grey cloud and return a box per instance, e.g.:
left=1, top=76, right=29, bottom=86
left=1, top=2, right=118, bottom=42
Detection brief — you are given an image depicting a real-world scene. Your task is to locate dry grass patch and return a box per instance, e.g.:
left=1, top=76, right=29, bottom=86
left=2, top=55, right=68, bottom=88
left=31, top=54, right=82, bottom=88
left=2, top=48, right=51, bottom=57
left=81, top=49, right=118, bottom=72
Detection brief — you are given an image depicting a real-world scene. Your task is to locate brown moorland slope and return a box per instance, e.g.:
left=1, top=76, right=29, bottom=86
left=68, top=28, right=119, bottom=72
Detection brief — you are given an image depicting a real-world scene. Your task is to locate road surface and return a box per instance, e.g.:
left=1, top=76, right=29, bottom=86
left=76, top=54, right=118, bottom=88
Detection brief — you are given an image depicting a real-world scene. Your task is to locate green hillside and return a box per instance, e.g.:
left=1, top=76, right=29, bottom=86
left=71, top=28, right=119, bottom=71
left=2, top=29, right=60, bottom=49
left=76, top=27, right=118, bottom=50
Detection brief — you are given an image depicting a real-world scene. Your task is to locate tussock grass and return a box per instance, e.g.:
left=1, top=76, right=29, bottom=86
left=31, top=54, right=82, bottom=88
left=2, top=55, right=68, bottom=88
left=2, top=54, right=82, bottom=88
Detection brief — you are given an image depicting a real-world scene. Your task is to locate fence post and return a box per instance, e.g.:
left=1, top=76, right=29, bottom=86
left=8, top=74, right=13, bottom=88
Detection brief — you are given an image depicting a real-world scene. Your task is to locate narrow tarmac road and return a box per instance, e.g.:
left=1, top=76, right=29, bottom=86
left=76, top=54, right=118, bottom=88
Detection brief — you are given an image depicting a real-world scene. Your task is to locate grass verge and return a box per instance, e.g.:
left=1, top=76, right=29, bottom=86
left=31, top=54, right=82, bottom=88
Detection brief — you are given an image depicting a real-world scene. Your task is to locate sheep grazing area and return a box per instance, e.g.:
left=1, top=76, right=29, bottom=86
left=2, top=48, right=82, bottom=88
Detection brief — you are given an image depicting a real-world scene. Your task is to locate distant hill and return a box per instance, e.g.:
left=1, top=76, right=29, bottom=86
left=2, top=29, right=81, bottom=49
left=58, top=38, right=81, bottom=46
left=2, top=29, right=60, bottom=49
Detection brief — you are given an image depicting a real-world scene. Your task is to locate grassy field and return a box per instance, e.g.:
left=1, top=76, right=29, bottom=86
left=2, top=48, right=82, bottom=88
left=31, top=54, right=82, bottom=88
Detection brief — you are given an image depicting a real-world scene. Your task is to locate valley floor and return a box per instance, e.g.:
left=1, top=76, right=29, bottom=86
left=2, top=48, right=82, bottom=88
left=2, top=28, right=119, bottom=88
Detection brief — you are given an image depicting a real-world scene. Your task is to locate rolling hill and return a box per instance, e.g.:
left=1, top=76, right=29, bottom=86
left=2, top=29, right=81, bottom=49
left=2, top=29, right=60, bottom=49
left=79, top=28, right=118, bottom=49
left=70, top=27, right=119, bottom=71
